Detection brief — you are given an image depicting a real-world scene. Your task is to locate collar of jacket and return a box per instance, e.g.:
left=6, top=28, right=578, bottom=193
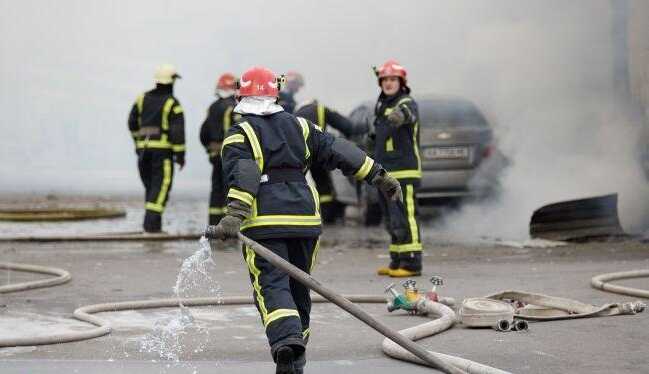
left=376, top=91, right=405, bottom=116
left=152, top=83, right=173, bottom=95
left=234, top=96, right=284, bottom=116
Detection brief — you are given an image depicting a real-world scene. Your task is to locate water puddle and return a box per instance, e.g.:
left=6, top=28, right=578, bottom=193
left=138, top=237, right=221, bottom=365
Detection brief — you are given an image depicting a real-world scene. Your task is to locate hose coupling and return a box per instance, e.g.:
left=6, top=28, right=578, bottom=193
left=511, top=319, right=529, bottom=332
left=493, top=319, right=511, bottom=332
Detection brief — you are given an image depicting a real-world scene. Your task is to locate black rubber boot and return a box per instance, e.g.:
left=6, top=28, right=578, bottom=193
left=275, top=346, right=296, bottom=374
left=401, top=251, right=422, bottom=271
left=143, top=211, right=162, bottom=233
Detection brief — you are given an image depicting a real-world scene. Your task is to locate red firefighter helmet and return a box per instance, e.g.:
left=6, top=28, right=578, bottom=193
left=237, top=66, right=281, bottom=97
left=216, top=73, right=237, bottom=90
left=375, top=59, right=408, bottom=85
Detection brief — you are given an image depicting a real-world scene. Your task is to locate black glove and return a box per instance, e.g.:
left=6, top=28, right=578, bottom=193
left=387, top=108, right=405, bottom=127
left=204, top=199, right=251, bottom=240
left=371, top=170, right=402, bottom=202
left=174, top=153, right=185, bottom=169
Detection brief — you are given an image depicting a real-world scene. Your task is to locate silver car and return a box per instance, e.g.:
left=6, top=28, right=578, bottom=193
left=416, top=96, right=506, bottom=202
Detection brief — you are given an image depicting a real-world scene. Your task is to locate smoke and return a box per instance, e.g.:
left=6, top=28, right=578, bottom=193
left=430, top=1, right=649, bottom=237
left=0, top=1, right=647, bottom=233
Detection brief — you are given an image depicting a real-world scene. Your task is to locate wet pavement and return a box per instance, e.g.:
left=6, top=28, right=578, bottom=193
left=1, top=197, right=648, bottom=373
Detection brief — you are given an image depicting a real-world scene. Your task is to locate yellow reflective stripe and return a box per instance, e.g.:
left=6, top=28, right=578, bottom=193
left=389, top=243, right=423, bottom=252
left=264, top=308, right=300, bottom=328
left=354, top=156, right=374, bottom=180
left=172, top=144, right=186, bottom=152
left=388, top=169, right=422, bottom=179
left=227, top=188, right=254, bottom=206
left=161, top=98, right=175, bottom=131
left=309, top=239, right=320, bottom=273
left=172, top=105, right=183, bottom=114
left=241, top=215, right=321, bottom=230
left=209, top=207, right=226, bottom=215
left=245, top=245, right=268, bottom=320
left=223, top=106, right=234, bottom=134
left=309, top=183, right=320, bottom=212
left=319, top=194, right=333, bottom=203
left=302, top=327, right=311, bottom=339
left=136, top=140, right=172, bottom=149
left=386, top=137, right=394, bottom=151
left=397, top=97, right=413, bottom=106
left=413, top=121, right=421, bottom=173
left=155, top=158, right=173, bottom=207
left=221, top=134, right=245, bottom=156
left=239, top=122, right=264, bottom=172
left=384, top=97, right=412, bottom=116
left=145, top=202, right=164, bottom=213
left=297, top=117, right=311, bottom=160
left=136, top=94, right=144, bottom=127
left=405, top=184, right=419, bottom=246
left=316, top=104, right=326, bottom=130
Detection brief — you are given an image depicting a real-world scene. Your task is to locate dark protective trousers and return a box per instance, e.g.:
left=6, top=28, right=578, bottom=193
left=242, top=237, right=319, bottom=360
left=378, top=181, right=422, bottom=266
left=138, top=149, right=174, bottom=232
left=208, top=156, right=227, bottom=225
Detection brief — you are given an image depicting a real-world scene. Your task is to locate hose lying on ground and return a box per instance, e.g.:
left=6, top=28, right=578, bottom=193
left=382, top=300, right=510, bottom=374
left=4, top=261, right=646, bottom=372
left=591, top=270, right=649, bottom=299
left=485, top=290, right=646, bottom=321
left=0, top=262, right=71, bottom=294
left=0, top=208, right=125, bottom=222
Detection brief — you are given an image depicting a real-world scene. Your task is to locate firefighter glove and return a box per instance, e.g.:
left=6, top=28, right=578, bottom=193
left=387, top=108, right=405, bottom=127
left=204, top=199, right=251, bottom=240
left=371, top=170, right=403, bottom=202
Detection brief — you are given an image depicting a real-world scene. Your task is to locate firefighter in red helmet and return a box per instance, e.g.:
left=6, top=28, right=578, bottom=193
left=373, top=59, right=424, bottom=277
left=205, top=66, right=401, bottom=373
left=200, top=72, right=242, bottom=225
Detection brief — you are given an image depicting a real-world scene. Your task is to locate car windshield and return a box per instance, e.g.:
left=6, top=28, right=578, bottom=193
left=418, top=100, right=488, bottom=128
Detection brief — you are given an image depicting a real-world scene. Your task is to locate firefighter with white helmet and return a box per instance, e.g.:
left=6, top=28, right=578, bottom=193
left=127, top=64, right=185, bottom=232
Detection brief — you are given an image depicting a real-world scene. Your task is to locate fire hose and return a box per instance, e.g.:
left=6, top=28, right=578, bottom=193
left=2, top=240, right=647, bottom=373
left=591, top=269, right=649, bottom=299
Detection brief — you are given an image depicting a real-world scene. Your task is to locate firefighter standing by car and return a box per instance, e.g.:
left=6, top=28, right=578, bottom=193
left=205, top=66, right=401, bottom=374
left=372, top=59, right=423, bottom=277
left=277, top=70, right=304, bottom=113
left=128, top=64, right=186, bottom=233
left=199, top=73, right=242, bottom=225
left=294, top=100, right=368, bottom=223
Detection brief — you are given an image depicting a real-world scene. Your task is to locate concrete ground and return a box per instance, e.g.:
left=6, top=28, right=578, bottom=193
left=1, top=221, right=648, bottom=373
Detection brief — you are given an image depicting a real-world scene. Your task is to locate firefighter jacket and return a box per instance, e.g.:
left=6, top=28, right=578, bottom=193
left=221, top=111, right=382, bottom=240
left=373, top=92, right=421, bottom=182
left=199, top=95, right=241, bottom=159
left=294, top=101, right=358, bottom=138
left=128, top=84, right=186, bottom=159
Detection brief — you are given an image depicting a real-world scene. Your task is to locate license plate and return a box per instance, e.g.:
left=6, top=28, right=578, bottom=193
left=423, top=146, right=469, bottom=160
